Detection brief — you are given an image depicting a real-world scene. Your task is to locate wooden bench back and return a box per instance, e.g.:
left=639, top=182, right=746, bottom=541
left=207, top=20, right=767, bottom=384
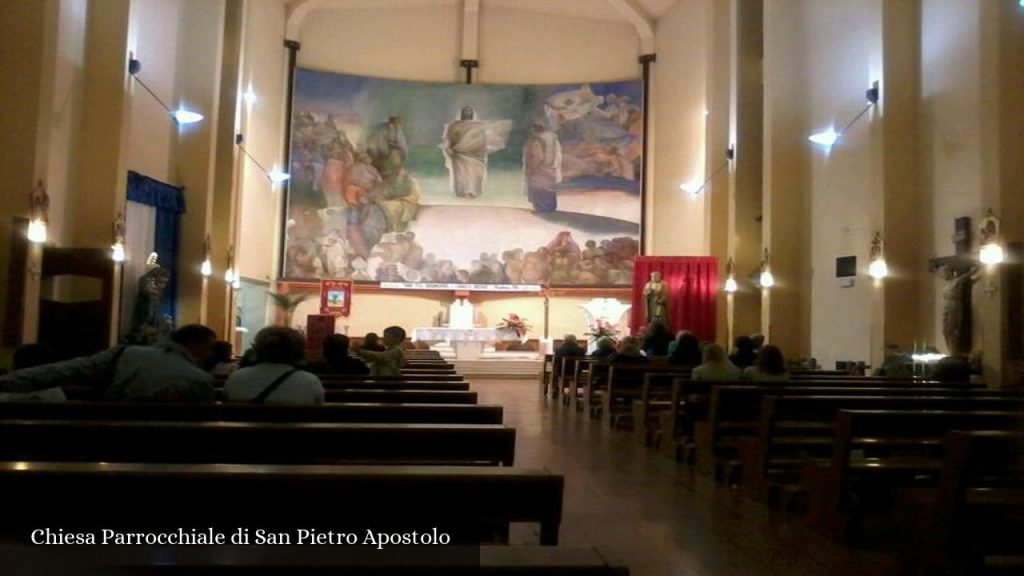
left=0, top=420, right=516, bottom=466
left=0, top=462, right=564, bottom=545
left=0, top=400, right=502, bottom=424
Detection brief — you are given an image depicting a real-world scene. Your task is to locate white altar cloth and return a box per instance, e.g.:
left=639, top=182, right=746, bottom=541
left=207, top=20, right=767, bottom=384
left=412, top=327, right=516, bottom=360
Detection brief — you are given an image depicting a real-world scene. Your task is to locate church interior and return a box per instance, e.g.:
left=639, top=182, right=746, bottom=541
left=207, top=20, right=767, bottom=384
left=0, top=0, right=1022, bottom=574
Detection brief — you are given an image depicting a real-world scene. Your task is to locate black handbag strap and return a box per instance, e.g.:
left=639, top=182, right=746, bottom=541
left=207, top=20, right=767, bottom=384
left=251, top=368, right=298, bottom=404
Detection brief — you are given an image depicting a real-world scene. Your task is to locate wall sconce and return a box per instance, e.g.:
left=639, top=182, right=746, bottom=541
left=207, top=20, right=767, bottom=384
left=978, top=208, right=1005, bottom=265
left=27, top=181, right=49, bottom=244
left=224, top=245, right=236, bottom=283
left=200, top=235, right=213, bottom=277
left=759, top=248, right=775, bottom=289
left=128, top=58, right=204, bottom=124
left=723, top=257, right=738, bottom=293
left=236, top=134, right=290, bottom=184
left=111, top=212, right=126, bottom=262
left=808, top=81, right=879, bottom=149
left=868, top=232, right=889, bottom=279
left=680, top=145, right=735, bottom=196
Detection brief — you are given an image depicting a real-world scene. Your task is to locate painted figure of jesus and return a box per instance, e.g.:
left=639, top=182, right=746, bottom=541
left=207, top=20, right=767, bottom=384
left=441, top=106, right=512, bottom=199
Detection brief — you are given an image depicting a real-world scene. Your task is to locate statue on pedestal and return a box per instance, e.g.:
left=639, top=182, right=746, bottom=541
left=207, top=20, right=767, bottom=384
left=125, top=253, right=173, bottom=345
left=642, top=271, right=670, bottom=325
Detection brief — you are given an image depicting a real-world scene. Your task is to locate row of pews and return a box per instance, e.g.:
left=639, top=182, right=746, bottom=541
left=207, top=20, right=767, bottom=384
left=540, top=354, right=1024, bottom=575
left=0, top=349, right=629, bottom=575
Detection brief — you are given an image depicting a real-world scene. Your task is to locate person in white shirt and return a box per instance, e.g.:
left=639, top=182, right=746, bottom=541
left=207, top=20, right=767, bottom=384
left=225, top=327, right=325, bottom=405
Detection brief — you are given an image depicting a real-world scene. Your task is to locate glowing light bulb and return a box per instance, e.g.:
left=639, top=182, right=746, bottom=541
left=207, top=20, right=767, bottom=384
left=200, top=259, right=212, bottom=277
left=111, top=243, right=126, bottom=262
left=759, top=270, right=775, bottom=289
left=27, top=219, right=47, bottom=244
left=267, top=169, right=291, bottom=184
left=679, top=180, right=703, bottom=195
left=868, top=258, right=888, bottom=279
left=979, top=242, right=1005, bottom=265
left=808, top=129, right=840, bottom=147
left=243, top=88, right=256, bottom=106
left=724, top=276, right=738, bottom=293
left=232, top=278, right=242, bottom=290
left=172, top=109, right=204, bottom=124
left=224, top=268, right=235, bottom=283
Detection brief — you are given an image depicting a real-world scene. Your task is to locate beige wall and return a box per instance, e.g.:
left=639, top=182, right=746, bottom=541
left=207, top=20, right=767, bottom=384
left=650, top=0, right=708, bottom=257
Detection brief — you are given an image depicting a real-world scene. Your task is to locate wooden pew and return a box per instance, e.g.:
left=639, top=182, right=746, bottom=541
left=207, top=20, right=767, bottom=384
left=321, top=373, right=465, bottom=382
left=324, top=389, right=478, bottom=404
left=909, top=431, right=1024, bottom=575
left=0, top=420, right=516, bottom=466
left=0, top=462, right=564, bottom=545
left=539, top=353, right=553, bottom=397
left=631, top=372, right=687, bottom=445
left=581, top=360, right=610, bottom=415
left=690, top=385, right=1021, bottom=479
left=0, top=545, right=630, bottom=575
left=804, top=409, right=1024, bottom=542
left=0, top=401, right=503, bottom=425
left=316, top=380, right=470, bottom=391
left=742, top=395, right=1024, bottom=504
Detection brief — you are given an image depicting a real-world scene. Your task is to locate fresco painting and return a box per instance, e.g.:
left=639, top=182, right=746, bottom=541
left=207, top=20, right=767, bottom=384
left=284, top=68, right=643, bottom=286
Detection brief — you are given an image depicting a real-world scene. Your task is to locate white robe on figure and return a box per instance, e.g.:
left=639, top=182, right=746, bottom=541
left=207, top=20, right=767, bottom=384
left=441, top=119, right=512, bottom=199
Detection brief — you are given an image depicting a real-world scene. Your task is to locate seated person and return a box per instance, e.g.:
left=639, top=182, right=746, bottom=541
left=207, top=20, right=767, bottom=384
left=555, top=334, right=585, bottom=357
left=667, top=331, right=702, bottom=366
left=0, top=343, right=65, bottom=402
left=0, top=324, right=218, bottom=403
left=590, top=337, right=617, bottom=359
left=308, top=334, right=370, bottom=376
left=642, top=321, right=673, bottom=357
left=742, top=345, right=790, bottom=382
left=354, top=326, right=407, bottom=376
left=932, top=354, right=972, bottom=384
left=729, top=335, right=757, bottom=369
left=691, top=343, right=741, bottom=381
left=360, top=332, right=387, bottom=352
left=225, top=326, right=325, bottom=405
left=609, top=336, right=651, bottom=365
left=207, top=340, right=239, bottom=377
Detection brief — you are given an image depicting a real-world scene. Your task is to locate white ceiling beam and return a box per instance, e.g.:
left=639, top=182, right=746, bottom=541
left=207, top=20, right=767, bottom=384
left=606, top=0, right=655, bottom=54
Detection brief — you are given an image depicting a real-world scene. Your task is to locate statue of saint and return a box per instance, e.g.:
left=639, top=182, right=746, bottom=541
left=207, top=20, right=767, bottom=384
left=125, top=253, right=173, bottom=345
left=642, top=271, right=670, bottom=325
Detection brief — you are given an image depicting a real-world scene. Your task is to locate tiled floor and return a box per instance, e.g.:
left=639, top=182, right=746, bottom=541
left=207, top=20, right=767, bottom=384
left=473, top=378, right=902, bottom=576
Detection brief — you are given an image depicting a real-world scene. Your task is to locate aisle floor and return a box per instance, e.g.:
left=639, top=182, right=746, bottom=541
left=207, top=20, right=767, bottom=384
left=472, top=378, right=902, bottom=576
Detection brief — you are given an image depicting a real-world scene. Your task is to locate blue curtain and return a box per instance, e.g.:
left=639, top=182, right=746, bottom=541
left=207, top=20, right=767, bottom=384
left=126, top=171, right=186, bottom=322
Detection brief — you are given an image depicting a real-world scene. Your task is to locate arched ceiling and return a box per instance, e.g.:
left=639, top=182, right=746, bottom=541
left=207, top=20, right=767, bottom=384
left=284, top=0, right=679, bottom=52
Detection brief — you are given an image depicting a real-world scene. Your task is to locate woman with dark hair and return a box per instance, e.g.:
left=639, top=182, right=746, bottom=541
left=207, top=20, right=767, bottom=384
left=610, top=336, right=651, bottom=365
left=207, top=340, right=238, bottom=377
left=642, top=321, right=673, bottom=357
left=224, top=327, right=324, bottom=404
left=310, top=334, right=370, bottom=375
left=729, top=335, right=758, bottom=369
left=742, top=345, right=790, bottom=382
left=667, top=331, right=702, bottom=366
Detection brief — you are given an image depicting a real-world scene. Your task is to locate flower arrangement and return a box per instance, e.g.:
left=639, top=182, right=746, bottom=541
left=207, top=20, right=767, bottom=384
left=497, top=313, right=531, bottom=338
left=586, top=318, right=621, bottom=341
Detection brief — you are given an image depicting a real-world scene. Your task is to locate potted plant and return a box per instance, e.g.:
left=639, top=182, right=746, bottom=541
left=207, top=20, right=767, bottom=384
left=267, top=291, right=311, bottom=328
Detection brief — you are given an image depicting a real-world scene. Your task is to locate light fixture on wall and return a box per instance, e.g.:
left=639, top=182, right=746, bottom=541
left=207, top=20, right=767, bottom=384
left=758, top=249, right=775, bottom=289
left=680, top=146, right=735, bottom=196
left=978, top=208, right=1005, bottom=265
left=224, top=245, right=236, bottom=283
left=27, top=181, right=49, bottom=244
left=808, top=81, right=880, bottom=149
left=868, top=231, right=888, bottom=279
left=236, top=134, right=290, bottom=184
left=200, top=235, right=213, bottom=277
left=111, top=212, right=126, bottom=262
left=127, top=59, right=204, bottom=125
left=723, top=258, right=738, bottom=293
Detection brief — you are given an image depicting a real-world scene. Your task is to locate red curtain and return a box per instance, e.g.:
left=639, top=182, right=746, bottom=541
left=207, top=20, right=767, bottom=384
left=630, top=256, right=719, bottom=341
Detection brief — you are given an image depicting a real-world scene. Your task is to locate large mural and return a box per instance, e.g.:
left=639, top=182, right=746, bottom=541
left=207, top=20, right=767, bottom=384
left=284, top=69, right=643, bottom=286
